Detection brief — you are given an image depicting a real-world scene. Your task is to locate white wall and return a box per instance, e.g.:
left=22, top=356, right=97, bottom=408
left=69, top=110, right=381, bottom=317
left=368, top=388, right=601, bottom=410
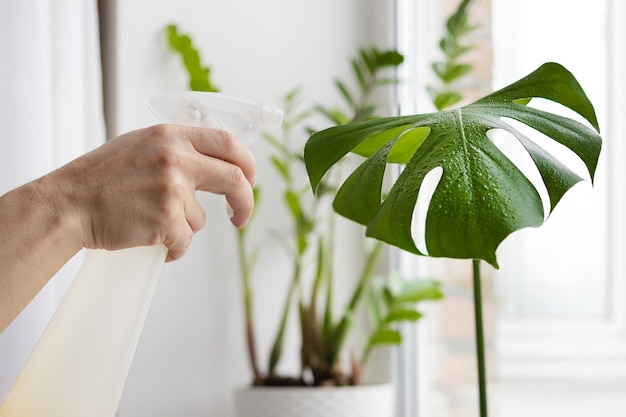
left=109, top=1, right=395, bottom=416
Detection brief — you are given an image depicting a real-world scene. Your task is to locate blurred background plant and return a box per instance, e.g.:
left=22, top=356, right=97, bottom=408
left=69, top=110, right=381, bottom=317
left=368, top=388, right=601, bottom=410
left=427, top=0, right=476, bottom=111
left=166, top=23, right=444, bottom=386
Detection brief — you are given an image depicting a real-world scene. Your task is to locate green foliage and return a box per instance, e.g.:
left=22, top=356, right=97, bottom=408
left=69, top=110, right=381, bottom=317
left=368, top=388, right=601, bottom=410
left=261, top=89, right=316, bottom=375
left=305, top=62, right=602, bottom=269
left=260, top=48, right=425, bottom=385
left=363, top=274, right=443, bottom=363
left=236, top=187, right=262, bottom=381
left=316, top=47, right=404, bottom=125
left=166, top=24, right=219, bottom=92
left=427, top=0, right=478, bottom=110
left=163, top=27, right=436, bottom=388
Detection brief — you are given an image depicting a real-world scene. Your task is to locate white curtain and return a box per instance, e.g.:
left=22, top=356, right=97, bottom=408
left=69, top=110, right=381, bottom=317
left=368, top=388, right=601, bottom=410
left=0, top=0, right=105, bottom=399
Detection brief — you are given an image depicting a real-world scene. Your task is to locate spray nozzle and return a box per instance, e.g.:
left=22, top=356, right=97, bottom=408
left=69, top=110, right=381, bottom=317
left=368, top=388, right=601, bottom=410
left=147, top=92, right=283, bottom=146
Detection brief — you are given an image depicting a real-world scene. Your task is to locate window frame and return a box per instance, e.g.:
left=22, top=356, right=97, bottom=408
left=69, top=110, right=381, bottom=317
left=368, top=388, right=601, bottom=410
left=393, top=1, right=626, bottom=416
left=493, top=0, right=626, bottom=381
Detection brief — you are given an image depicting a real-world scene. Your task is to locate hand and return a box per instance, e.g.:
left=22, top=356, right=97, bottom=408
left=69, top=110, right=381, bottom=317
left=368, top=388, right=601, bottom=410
left=53, top=124, right=255, bottom=261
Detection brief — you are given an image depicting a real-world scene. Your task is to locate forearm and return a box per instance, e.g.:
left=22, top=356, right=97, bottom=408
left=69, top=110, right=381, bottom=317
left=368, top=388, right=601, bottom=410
left=0, top=170, right=83, bottom=332
left=0, top=125, right=256, bottom=332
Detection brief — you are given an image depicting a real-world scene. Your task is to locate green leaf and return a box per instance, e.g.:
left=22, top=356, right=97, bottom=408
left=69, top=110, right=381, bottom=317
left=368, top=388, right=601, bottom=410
left=391, top=280, right=444, bottom=304
left=335, top=79, right=356, bottom=110
left=433, top=91, right=463, bottom=111
left=450, top=45, right=474, bottom=60
left=165, top=24, right=218, bottom=93
left=322, top=279, right=334, bottom=353
left=270, top=156, right=290, bottom=181
left=376, top=77, right=401, bottom=87
left=291, top=109, right=314, bottom=127
left=262, top=132, right=291, bottom=158
left=367, top=329, right=402, bottom=347
left=326, top=312, right=354, bottom=365
left=444, top=63, right=473, bottom=83
left=284, top=190, right=302, bottom=220
left=431, top=62, right=448, bottom=80
left=447, top=0, right=472, bottom=33
left=354, top=106, right=377, bottom=123
left=304, top=63, right=602, bottom=268
left=365, top=288, right=383, bottom=325
left=382, top=286, right=394, bottom=308
left=352, top=58, right=366, bottom=89
left=315, top=105, right=351, bottom=126
left=378, top=50, right=404, bottom=67
left=383, top=309, right=423, bottom=324
left=284, top=87, right=302, bottom=103
left=360, top=48, right=377, bottom=75
left=432, top=63, right=473, bottom=84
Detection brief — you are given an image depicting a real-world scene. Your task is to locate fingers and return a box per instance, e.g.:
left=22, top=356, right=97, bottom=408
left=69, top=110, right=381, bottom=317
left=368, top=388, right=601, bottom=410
left=187, top=156, right=254, bottom=228
left=225, top=183, right=254, bottom=229
left=186, top=128, right=256, bottom=228
left=185, top=193, right=207, bottom=233
left=73, top=124, right=257, bottom=261
left=188, top=128, right=256, bottom=188
left=159, top=126, right=256, bottom=258
left=161, top=194, right=205, bottom=262
left=163, top=218, right=193, bottom=262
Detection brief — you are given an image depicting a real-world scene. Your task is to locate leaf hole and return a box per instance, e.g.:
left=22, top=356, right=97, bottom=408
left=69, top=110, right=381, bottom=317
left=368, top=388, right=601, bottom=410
left=487, top=125, right=549, bottom=219
left=411, top=166, right=443, bottom=255
left=488, top=117, right=590, bottom=220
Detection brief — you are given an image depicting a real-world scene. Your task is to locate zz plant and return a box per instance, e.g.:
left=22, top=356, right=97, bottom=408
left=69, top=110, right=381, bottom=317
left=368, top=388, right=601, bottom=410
left=427, top=0, right=477, bottom=111
left=304, top=62, right=602, bottom=415
left=257, top=48, right=443, bottom=386
left=166, top=24, right=443, bottom=387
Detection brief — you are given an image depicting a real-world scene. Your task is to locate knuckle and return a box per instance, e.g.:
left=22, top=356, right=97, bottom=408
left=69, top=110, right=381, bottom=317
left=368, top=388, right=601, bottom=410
left=145, top=123, right=176, bottom=140
left=212, top=129, right=238, bottom=152
left=151, top=166, right=185, bottom=203
left=227, top=165, right=247, bottom=187
left=143, top=125, right=190, bottom=167
left=153, top=144, right=184, bottom=171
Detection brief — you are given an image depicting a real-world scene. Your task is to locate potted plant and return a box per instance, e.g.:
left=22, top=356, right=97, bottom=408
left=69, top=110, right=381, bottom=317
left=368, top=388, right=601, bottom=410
left=232, top=50, right=445, bottom=417
left=165, top=23, right=445, bottom=417
left=303, top=47, right=602, bottom=417
left=235, top=0, right=478, bottom=398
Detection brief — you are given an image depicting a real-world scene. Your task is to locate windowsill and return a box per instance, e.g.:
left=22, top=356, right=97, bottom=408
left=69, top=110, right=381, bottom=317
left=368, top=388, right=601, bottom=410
left=492, top=377, right=626, bottom=417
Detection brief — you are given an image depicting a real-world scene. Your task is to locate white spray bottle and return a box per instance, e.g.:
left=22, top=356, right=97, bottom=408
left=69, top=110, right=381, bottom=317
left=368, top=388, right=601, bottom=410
left=0, top=92, right=283, bottom=417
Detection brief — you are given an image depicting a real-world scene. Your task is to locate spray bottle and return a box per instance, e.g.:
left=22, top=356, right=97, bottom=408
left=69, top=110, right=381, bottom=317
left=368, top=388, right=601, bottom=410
left=0, top=92, right=283, bottom=417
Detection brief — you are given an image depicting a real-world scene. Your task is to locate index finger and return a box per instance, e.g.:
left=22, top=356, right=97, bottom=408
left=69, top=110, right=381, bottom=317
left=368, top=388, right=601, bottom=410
left=187, top=127, right=256, bottom=187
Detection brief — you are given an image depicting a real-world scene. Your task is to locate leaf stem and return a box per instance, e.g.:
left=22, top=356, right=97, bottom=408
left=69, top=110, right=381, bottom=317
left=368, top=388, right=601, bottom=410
left=236, top=228, right=261, bottom=382
left=472, top=259, right=488, bottom=417
left=268, top=259, right=300, bottom=374
left=326, top=240, right=385, bottom=365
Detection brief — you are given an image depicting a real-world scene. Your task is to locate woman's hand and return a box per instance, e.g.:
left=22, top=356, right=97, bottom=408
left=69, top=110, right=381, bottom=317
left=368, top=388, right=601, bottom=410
left=61, top=124, right=256, bottom=261
left=1, top=124, right=255, bottom=330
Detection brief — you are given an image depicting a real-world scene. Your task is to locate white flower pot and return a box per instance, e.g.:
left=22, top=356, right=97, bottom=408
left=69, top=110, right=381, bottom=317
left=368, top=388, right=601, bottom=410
left=234, top=383, right=394, bottom=417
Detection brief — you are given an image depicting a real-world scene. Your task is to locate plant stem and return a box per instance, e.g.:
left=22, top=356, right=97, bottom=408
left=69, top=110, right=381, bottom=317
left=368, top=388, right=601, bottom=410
left=268, top=259, right=300, bottom=374
left=472, top=259, right=488, bottom=417
left=347, top=240, right=385, bottom=311
left=326, top=240, right=385, bottom=365
left=237, top=229, right=261, bottom=382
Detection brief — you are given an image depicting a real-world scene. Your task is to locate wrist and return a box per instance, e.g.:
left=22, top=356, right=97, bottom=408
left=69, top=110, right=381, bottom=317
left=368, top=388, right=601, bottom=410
left=27, top=165, right=86, bottom=255
left=0, top=165, right=86, bottom=331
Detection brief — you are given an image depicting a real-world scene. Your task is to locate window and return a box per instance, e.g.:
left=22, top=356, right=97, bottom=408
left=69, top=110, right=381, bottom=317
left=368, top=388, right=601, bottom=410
left=394, top=0, right=626, bottom=415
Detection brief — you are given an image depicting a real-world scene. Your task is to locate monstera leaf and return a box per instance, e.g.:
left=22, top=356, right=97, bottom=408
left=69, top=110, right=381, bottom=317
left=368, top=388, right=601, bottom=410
left=304, top=63, right=602, bottom=268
